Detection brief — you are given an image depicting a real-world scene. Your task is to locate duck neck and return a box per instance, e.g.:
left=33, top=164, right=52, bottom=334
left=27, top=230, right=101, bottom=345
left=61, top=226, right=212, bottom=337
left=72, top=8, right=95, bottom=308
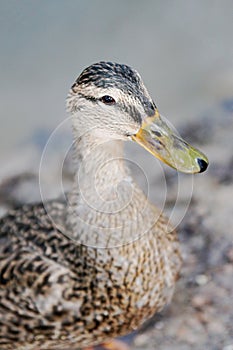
left=73, top=134, right=128, bottom=193
left=66, top=133, right=156, bottom=248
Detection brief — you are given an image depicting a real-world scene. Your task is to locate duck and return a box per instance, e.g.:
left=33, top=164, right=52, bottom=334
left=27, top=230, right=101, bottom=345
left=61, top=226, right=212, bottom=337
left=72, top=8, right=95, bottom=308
left=0, top=61, right=208, bottom=350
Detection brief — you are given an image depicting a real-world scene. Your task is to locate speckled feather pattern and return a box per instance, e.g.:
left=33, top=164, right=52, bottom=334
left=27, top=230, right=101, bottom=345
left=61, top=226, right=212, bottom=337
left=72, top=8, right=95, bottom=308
left=0, top=201, right=181, bottom=350
left=68, top=62, right=156, bottom=119
left=0, top=62, right=182, bottom=349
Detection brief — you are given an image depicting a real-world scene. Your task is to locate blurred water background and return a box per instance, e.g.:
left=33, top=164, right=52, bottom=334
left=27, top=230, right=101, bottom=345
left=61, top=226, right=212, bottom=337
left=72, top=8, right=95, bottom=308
left=0, top=0, right=233, bottom=157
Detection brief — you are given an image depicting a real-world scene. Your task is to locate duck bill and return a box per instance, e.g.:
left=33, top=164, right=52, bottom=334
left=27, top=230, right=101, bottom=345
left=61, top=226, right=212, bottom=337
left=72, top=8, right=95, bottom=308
left=132, top=111, right=209, bottom=174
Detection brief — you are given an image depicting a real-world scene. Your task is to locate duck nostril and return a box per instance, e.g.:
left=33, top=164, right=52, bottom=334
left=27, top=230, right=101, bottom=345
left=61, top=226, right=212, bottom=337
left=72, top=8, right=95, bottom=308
left=197, top=158, right=208, bottom=173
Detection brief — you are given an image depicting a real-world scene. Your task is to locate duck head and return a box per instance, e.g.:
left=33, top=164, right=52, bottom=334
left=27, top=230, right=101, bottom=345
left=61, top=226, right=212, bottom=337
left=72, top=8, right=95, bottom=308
left=67, top=61, right=208, bottom=174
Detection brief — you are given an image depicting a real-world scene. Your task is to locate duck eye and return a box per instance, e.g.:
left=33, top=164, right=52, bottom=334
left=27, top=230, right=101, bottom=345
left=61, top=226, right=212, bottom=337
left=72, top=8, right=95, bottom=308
left=100, top=95, right=116, bottom=105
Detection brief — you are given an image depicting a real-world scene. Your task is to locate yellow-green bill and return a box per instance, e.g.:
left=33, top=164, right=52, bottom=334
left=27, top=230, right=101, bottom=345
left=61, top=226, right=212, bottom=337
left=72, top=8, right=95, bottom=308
left=132, top=112, right=208, bottom=174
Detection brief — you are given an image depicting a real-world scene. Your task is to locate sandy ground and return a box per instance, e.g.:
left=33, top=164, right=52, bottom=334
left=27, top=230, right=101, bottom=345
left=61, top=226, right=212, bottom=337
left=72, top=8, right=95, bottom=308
left=133, top=100, right=233, bottom=350
left=0, top=100, right=232, bottom=350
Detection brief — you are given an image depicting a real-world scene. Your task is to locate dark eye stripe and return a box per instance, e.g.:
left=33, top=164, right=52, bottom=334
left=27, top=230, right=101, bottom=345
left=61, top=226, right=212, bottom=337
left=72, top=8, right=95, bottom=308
left=78, top=93, right=97, bottom=102
left=100, top=95, right=116, bottom=105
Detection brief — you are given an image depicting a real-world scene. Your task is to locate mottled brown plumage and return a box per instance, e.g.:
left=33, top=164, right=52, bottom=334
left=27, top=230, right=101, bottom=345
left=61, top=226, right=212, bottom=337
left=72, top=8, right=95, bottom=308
left=0, top=200, right=180, bottom=350
left=0, top=62, right=208, bottom=350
